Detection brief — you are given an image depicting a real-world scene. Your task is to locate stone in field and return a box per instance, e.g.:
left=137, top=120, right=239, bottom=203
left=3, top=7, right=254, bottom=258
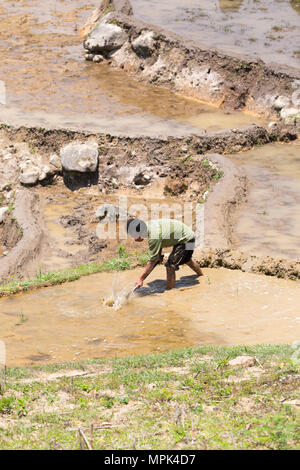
left=60, top=142, right=99, bottom=173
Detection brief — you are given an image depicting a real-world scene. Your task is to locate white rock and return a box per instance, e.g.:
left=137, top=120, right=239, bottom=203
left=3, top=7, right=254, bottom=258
left=38, top=165, right=56, bottom=181
left=60, top=141, right=99, bottom=173
left=19, top=164, right=41, bottom=185
left=132, top=31, right=156, bottom=57
left=228, top=356, right=255, bottom=368
left=133, top=171, right=152, bottom=186
left=0, top=206, right=8, bottom=223
left=291, top=79, right=300, bottom=90
left=280, top=107, right=300, bottom=119
left=49, top=154, right=62, bottom=170
left=85, top=53, right=95, bottom=61
left=85, top=15, right=127, bottom=53
left=93, top=54, right=103, bottom=63
left=273, top=95, right=290, bottom=111
left=268, top=121, right=278, bottom=129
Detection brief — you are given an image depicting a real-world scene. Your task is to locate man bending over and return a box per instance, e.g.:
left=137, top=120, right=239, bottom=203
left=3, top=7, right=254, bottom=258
left=126, top=218, right=203, bottom=290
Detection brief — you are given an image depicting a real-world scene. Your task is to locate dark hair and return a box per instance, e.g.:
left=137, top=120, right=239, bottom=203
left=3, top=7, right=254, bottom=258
left=126, top=217, right=147, bottom=239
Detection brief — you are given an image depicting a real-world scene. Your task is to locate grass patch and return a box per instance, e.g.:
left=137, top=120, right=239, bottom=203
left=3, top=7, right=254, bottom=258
left=0, top=248, right=150, bottom=297
left=0, top=344, right=299, bottom=450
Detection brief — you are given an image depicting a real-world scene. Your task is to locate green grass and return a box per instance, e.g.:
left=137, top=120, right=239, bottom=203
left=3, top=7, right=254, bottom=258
left=0, top=248, right=150, bottom=297
left=0, top=345, right=299, bottom=450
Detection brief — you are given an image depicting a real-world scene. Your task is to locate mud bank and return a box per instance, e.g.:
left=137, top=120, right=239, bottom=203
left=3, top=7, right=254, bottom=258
left=198, top=249, right=300, bottom=280
left=0, top=122, right=289, bottom=199
left=1, top=137, right=299, bottom=285
left=203, top=154, right=247, bottom=251
left=0, top=121, right=295, bottom=187
left=82, top=0, right=300, bottom=123
left=1, top=122, right=299, bottom=283
left=0, top=191, right=44, bottom=282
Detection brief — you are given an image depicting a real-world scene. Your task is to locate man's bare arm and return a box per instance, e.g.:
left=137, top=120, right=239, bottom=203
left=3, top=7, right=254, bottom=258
left=135, top=250, right=163, bottom=288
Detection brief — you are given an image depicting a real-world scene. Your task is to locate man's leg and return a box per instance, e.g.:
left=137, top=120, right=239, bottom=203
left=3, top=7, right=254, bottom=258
left=166, top=266, right=176, bottom=290
left=186, top=258, right=204, bottom=276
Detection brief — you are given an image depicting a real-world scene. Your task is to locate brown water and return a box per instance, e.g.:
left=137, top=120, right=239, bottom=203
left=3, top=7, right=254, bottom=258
left=131, top=0, right=300, bottom=69
left=0, top=0, right=264, bottom=135
left=1, top=266, right=299, bottom=366
left=0, top=2, right=299, bottom=367
left=227, top=141, right=300, bottom=260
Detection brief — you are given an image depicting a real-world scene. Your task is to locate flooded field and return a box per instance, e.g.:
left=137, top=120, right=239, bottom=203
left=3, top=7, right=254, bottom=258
left=0, top=0, right=299, bottom=370
left=227, top=141, right=300, bottom=259
left=1, top=266, right=299, bottom=367
left=39, top=183, right=189, bottom=273
left=131, top=0, right=300, bottom=69
left=0, top=0, right=264, bottom=135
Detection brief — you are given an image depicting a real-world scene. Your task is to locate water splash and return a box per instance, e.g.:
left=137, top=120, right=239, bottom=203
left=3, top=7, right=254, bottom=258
left=104, top=272, right=137, bottom=310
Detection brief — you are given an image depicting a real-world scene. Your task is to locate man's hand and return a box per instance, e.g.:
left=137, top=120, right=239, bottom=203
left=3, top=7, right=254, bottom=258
left=136, top=260, right=158, bottom=289
left=135, top=279, right=143, bottom=289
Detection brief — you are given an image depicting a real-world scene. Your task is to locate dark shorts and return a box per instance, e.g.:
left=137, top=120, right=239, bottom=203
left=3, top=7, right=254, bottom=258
left=165, top=238, right=195, bottom=271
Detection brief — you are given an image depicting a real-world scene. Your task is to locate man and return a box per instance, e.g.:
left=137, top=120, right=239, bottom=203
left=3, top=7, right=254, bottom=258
left=126, top=217, right=203, bottom=290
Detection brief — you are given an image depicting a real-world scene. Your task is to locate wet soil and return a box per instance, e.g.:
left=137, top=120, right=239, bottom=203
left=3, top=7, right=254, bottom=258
left=1, top=265, right=299, bottom=366
left=227, top=141, right=300, bottom=260
left=0, top=0, right=264, bottom=136
left=35, top=180, right=205, bottom=274
left=131, top=0, right=300, bottom=69
left=0, top=1, right=299, bottom=368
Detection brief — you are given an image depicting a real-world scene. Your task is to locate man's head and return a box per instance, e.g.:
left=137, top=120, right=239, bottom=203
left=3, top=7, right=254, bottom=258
left=126, top=217, right=148, bottom=242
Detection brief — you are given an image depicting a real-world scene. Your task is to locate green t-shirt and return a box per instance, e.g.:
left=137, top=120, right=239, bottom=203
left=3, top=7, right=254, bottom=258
left=146, top=219, right=195, bottom=262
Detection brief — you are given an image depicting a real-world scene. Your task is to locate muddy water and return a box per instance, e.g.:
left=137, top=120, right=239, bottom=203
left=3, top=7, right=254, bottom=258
left=227, top=141, right=300, bottom=260
left=131, top=0, right=300, bottom=69
left=0, top=0, right=264, bottom=135
left=1, top=266, right=299, bottom=366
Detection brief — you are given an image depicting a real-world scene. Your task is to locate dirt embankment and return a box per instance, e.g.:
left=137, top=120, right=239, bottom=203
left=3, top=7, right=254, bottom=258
left=82, top=0, right=300, bottom=125
left=0, top=190, right=45, bottom=282
left=0, top=123, right=277, bottom=199
left=203, top=154, right=248, bottom=250
left=197, top=249, right=300, bottom=281
left=0, top=123, right=299, bottom=283
left=0, top=125, right=222, bottom=282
